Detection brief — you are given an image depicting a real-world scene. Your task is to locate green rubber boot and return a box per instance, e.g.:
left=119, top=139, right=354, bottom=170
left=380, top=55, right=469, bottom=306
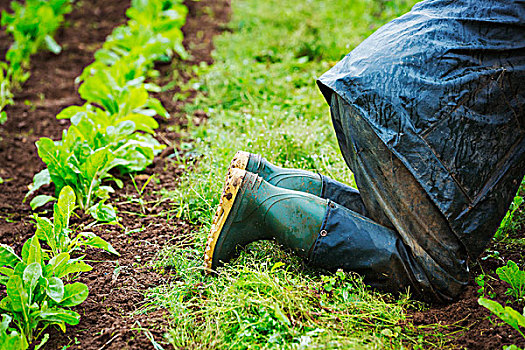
left=226, top=151, right=323, bottom=196
left=204, top=168, right=327, bottom=270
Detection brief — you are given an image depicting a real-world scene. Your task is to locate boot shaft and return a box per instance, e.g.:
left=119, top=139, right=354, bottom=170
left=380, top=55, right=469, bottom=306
left=245, top=153, right=323, bottom=196
left=235, top=171, right=327, bottom=256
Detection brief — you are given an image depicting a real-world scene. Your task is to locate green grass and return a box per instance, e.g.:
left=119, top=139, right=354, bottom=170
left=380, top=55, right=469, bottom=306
left=142, top=0, right=459, bottom=348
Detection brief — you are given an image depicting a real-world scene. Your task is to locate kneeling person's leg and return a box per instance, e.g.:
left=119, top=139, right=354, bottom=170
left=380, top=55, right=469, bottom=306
left=328, top=93, right=469, bottom=302
left=228, top=151, right=368, bottom=216
left=204, top=167, right=455, bottom=303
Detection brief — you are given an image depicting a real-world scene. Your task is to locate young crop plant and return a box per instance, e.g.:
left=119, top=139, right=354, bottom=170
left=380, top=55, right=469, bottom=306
left=28, top=69, right=168, bottom=220
left=0, top=0, right=73, bottom=119
left=478, top=261, right=525, bottom=342
left=0, top=236, right=89, bottom=349
left=478, top=298, right=525, bottom=339
left=79, top=0, right=187, bottom=82
left=33, top=186, right=119, bottom=258
left=28, top=0, right=188, bottom=222
left=497, top=260, right=525, bottom=303
left=0, top=63, right=13, bottom=123
left=0, top=314, right=26, bottom=349
left=29, top=113, right=164, bottom=221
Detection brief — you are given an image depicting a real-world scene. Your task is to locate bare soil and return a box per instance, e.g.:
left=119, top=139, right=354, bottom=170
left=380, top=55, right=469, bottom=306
left=407, top=221, right=525, bottom=349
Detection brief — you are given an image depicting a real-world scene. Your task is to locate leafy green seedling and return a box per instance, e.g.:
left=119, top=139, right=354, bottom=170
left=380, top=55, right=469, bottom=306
left=0, top=237, right=89, bottom=346
left=26, top=0, right=189, bottom=222
left=29, top=92, right=164, bottom=221
left=33, top=186, right=119, bottom=257
left=0, top=0, right=73, bottom=122
left=497, top=260, right=525, bottom=303
left=0, top=314, right=26, bottom=350
left=1, top=0, right=73, bottom=85
left=478, top=297, right=525, bottom=338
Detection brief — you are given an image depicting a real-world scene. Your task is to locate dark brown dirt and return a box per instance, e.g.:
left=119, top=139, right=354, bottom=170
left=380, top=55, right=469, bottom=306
left=0, top=0, right=230, bottom=349
left=407, top=218, right=525, bottom=349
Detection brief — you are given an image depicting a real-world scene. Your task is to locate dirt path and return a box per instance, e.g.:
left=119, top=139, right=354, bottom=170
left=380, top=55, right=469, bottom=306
left=0, top=0, right=230, bottom=349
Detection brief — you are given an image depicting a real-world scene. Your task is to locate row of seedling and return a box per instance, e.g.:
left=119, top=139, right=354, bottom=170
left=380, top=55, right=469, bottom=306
left=1, top=0, right=188, bottom=347
left=28, top=0, right=188, bottom=222
left=1, top=0, right=74, bottom=122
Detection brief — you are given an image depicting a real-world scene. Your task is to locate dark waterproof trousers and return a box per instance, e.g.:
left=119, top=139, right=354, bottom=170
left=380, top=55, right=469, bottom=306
left=310, top=94, right=469, bottom=303
left=307, top=0, right=525, bottom=303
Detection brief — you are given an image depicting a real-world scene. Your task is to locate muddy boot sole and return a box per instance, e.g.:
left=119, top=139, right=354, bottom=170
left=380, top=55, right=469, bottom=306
left=226, top=151, right=250, bottom=176
left=204, top=167, right=247, bottom=270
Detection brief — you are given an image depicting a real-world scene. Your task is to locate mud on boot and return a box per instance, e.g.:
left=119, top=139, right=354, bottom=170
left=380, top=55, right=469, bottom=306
left=204, top=167, right=328, bottom=270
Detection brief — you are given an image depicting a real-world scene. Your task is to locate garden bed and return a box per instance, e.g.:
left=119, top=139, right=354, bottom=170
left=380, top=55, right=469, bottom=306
left=0, top=0, right=229, bottom=348
left=408, top=234, right=525, bottom=349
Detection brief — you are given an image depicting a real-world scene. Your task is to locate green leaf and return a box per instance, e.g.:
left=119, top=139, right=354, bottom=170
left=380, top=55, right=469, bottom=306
left=35, top=139, right=60, bottom=171
left=47, top=253, right=69, bottom=276
left=0, top=314, right=11, bottom=332
left=478, top=297, right=525, bottom=334
left=0, top=314, right=26, bottom=350
left=496, top=260, right=525, bottom=300
left=89, top=202, right=117, bottom=222
left=55, top=261, right=92, bottom=279
left=48, top=253, right=92, bottom=278
left=0, top=267, right=14, bottom=280
left=25, top=237, right=42, bottom=265
left=60, top=282, right=88, bottom=307
left=145, top=97, right=169, bottom=118
left=13, top=262, right=27, bottom=279
left=30, top=195, right=56, bottom=210
left=22, top=263, right=42, bottom=294
left=79, top=232, right=119, bottom=256
left=46, top=277, right=64, bottom=303
left=26, top=168, right=51, bottom=200
left=33, top=333, right=49, bottom=350
left=117, top=114, right=158, bottom=134
left=57, top=186, right=76, bottom=225
left=6, top=275, right=29, bottom=315
left=56, top=105, right=87, bottom=120
left=0, top=244, right=21, bottom=268
left=37, top=308, right=80, bottom=326
left=44, top=35, right=62, bottom=54
left=35, top=216, right=54, bottom=237
left=0, top=297, right=12, bottom=312
left=35, top=216, right=56, bottom=253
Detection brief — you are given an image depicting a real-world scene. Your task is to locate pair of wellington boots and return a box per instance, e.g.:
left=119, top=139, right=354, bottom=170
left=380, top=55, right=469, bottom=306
left=204, top=151, right=330, bottom=270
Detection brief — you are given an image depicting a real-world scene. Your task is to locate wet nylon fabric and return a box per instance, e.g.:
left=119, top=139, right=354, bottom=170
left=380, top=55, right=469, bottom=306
left=320, top=175, right=368, bottom=216
left=311, top=200, right=424, bottom=299
left=311, top=94, right=469, bottom=302
left=317, top=0, right=525, bottom=258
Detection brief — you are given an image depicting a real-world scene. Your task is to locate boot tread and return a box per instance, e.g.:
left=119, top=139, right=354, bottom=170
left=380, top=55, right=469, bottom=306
left=204, top=167, right=247, bottom=270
